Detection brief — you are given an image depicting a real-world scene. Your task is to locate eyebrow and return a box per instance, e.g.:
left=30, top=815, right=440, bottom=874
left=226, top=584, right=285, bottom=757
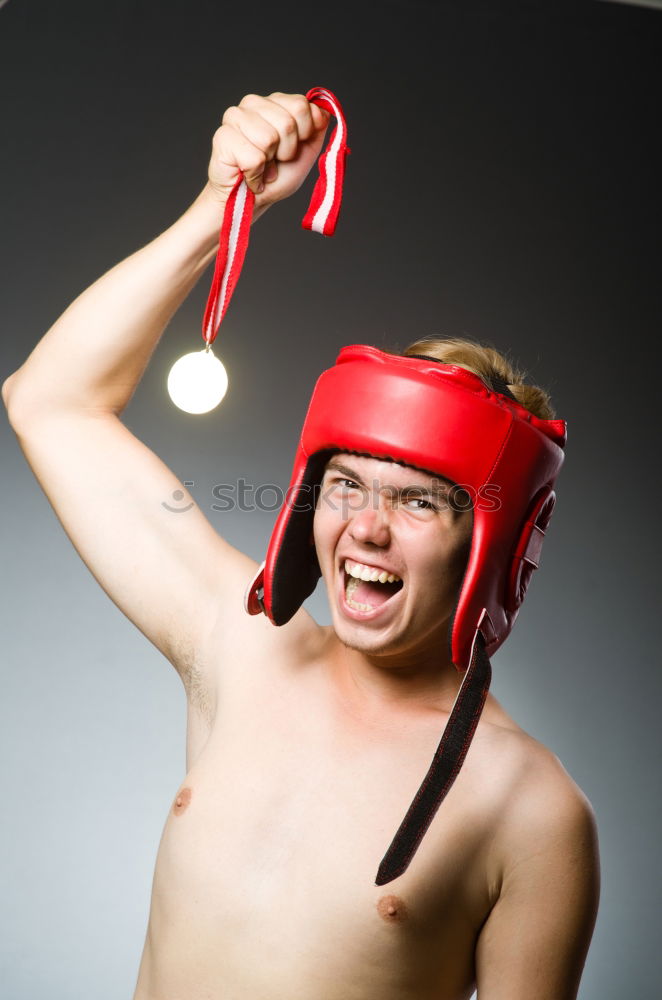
left=323, top=459, right=454, bottom=498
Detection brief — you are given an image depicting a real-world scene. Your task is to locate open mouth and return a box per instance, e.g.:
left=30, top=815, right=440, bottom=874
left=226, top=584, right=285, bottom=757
left=340, top=559, right=405, bottom=616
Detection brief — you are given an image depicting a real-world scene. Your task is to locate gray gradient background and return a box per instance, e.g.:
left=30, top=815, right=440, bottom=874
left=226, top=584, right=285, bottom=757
left=1, top=1, right=660, bottom=997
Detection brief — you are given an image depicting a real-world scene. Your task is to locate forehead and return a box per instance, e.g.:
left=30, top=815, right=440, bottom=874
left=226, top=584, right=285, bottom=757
left=323, top=452, right=454, bottom=490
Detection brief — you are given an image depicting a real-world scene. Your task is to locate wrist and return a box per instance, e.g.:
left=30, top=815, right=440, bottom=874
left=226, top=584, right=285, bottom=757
left=185, top=181, right=270, bottom=250
left=184, top=183, right=228, bottom=253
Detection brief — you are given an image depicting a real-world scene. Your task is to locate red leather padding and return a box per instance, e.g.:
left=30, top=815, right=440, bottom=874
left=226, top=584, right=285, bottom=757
left=246, top=345, right=566, bottom=673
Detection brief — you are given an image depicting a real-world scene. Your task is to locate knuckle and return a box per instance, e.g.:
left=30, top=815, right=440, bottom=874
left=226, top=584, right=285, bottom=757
left=221, top=105, right=239, bottom=124
left=244, top=149, right=266, bottom=171
left=239, top=93, right=261, bottom=108
left=265, top=124, right=280, bottom=147
left=293, top=94, right=310, bottom=114
left=212, top=123, right=227, bottom=147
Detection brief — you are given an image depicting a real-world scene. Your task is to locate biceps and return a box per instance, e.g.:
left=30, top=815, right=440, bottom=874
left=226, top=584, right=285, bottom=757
left=9, top=409, right=255, bottom=676
left=475, top=833, right=600, bottom=998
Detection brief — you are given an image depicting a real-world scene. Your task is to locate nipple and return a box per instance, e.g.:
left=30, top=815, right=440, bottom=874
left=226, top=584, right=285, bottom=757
left=173, top=786, right=192, bottom=815
left=377, top=893, right=408, bottom=922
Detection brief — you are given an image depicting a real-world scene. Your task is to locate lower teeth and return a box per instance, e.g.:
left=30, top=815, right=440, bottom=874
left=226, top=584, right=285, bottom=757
left=347, top=597, right=375, bottom=612
left=345, top=575, right=375, bottom=612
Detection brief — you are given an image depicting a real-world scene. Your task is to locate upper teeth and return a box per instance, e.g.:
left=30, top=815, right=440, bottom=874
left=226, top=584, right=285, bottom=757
left=344, top=559, right=401, bottom=584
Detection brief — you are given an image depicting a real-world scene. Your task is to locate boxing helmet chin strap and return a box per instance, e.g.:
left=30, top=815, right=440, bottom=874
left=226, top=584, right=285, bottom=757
left=375, top=627, right=492, bottom=886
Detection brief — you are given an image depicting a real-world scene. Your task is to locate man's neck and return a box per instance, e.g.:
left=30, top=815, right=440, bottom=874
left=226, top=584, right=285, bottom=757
left=323, top=628, right=462, bottom=721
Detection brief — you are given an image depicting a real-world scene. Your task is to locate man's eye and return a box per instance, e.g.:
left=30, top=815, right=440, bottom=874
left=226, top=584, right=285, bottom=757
left=337, top=478, right=360, bottom=489
left=404, top=496, right=435, bottom=511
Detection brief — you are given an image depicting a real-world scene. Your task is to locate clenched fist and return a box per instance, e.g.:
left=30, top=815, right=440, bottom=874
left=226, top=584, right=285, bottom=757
left=207, top=91, right=330, bottom=211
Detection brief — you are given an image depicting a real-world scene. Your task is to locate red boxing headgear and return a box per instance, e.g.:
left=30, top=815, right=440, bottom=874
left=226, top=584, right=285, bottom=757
left=245, top=345, right=567, bottom=884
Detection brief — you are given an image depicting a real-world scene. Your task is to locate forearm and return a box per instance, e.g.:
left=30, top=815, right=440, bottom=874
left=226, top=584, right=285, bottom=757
left=4, top=183, right=268, bottom=419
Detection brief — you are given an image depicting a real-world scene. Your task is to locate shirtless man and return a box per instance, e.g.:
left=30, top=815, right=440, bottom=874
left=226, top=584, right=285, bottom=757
left=2, top=91, right=599, bottom=999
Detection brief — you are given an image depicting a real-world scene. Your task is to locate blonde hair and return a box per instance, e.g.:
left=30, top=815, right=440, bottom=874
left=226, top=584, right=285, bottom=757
left=400, top=336, right=556, bottom=420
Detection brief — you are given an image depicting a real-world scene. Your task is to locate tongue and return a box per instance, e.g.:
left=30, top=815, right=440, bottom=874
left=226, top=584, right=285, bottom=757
left=348, top=577, right=400, bottom=608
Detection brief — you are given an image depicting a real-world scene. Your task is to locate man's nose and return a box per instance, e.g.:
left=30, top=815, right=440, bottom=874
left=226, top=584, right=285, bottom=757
left=347, top=494, right=391, bottom=546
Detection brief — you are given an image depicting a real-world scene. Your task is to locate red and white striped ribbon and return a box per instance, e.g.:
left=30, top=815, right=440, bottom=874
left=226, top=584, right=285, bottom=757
left=202, top=87, right=349, bottom=347
left=300, top=87, right=349, bottom=236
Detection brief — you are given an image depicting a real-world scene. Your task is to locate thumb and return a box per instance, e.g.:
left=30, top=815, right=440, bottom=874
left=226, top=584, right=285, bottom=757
left=240, top=148, right=270, bottom=195
left=310, top=103, right=331, bottom=133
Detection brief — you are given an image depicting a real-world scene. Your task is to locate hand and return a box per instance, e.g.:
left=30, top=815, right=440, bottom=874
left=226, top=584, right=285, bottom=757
left=206, top=91, right=330, bottom=211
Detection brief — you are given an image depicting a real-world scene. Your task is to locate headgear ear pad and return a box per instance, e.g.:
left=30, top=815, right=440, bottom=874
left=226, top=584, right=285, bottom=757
left=245, top=345, right=567, bottom=883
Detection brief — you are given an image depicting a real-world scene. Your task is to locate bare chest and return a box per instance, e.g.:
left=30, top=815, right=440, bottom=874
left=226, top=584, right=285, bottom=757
left=139, top=658, right=501, bottom=1000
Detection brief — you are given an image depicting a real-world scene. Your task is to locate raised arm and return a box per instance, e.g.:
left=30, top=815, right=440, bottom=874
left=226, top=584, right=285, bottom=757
left=2, top=92, right=329, bottom=417
left=2, top=92, right=329, bottom=706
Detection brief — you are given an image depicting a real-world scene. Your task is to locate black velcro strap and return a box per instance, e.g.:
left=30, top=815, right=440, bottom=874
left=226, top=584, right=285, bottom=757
left=487, top=374, right=518, bottom=401
left=374, top=633, right=492, bottom=886
left=405, top=354, right=518, bottom=402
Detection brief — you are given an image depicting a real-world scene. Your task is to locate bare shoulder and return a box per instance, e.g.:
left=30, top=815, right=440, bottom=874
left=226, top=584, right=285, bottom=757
left=190, top=554, right=327, bottom=697
left=505, top=727, right=597, bottom=836
left=473, top=699, right=599, bottom=887
left=480, top=692, right=594, bottom=798
left=487, top=712, right=598, bottom=850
